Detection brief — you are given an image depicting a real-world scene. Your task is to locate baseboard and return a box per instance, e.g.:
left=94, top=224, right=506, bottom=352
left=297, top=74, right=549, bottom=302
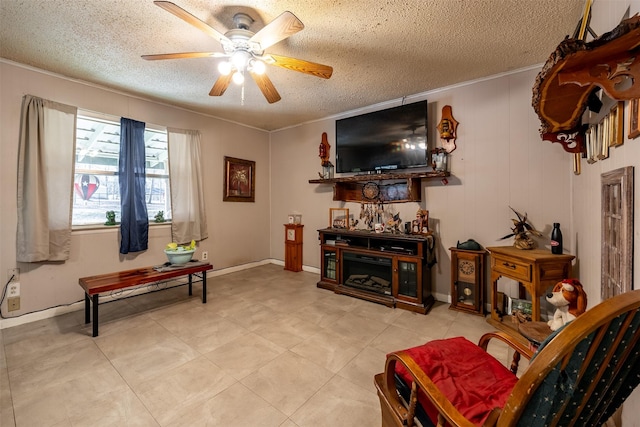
left=270, top=259, right=320, bottom=275
left=0, top=258, right=293, bottom=330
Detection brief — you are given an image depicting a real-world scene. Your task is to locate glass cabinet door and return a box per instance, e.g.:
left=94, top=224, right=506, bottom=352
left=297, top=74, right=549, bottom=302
left=322, top=248, right=338, bottom=282
left=397, top=258, right=418, bottom=298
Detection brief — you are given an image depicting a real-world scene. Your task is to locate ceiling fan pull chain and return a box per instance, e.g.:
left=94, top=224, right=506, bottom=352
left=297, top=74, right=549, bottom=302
left=241, top=83, right=245, bottom=106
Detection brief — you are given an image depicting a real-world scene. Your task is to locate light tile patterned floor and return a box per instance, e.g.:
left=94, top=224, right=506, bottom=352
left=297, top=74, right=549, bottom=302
left=0, top=264, right=515, bottom=426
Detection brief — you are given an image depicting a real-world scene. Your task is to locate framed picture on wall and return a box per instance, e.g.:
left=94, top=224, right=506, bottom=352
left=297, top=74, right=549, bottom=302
left=223, top=156, right=255, bottom=202
left=609, top=101, right=624, bottom=147
left=628, top=99, right=640, bottom=139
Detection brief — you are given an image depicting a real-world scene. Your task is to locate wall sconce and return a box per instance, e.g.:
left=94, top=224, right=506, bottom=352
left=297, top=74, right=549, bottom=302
left=436, top=105, right=459, bottom=153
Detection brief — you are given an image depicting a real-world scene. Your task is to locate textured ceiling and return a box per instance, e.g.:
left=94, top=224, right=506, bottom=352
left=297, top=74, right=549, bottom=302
left=0, top=0, right=585, bottom=131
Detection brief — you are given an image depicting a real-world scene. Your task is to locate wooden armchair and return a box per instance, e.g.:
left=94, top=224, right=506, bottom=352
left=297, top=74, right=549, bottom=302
left=375, top=289, right=640, bottom=427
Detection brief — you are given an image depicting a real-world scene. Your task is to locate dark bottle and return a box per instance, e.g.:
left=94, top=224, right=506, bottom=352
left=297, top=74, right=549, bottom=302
left=551, top=223, right=563, bottom=254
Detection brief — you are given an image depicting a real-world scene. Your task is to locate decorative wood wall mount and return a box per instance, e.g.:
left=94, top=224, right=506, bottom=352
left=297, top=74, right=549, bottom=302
left=532, top=15, right=640, bottom=154
left=437, top=105, right=459, bottom=153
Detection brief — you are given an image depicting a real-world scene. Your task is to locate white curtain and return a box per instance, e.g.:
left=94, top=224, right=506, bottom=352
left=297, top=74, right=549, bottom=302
left=17, top=95, right=77, bottom=262
left=167, top=128, right=208, bottom=244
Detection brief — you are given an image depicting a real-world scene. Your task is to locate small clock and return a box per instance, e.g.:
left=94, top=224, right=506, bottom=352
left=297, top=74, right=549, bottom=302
left=287, top=228, right=296, bottom=241
left=459, top=260, right=475, bottom=279
left=449, top=247, right=487, bottom=315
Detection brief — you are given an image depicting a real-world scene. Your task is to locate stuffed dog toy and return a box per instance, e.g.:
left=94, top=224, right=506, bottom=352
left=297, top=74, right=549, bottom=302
left=546, top=279, right=587, bottom=331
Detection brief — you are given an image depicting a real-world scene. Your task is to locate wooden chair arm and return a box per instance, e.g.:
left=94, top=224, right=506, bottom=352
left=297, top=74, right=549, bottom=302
left=478, top=331, right=534, bottom=374
left=383, top=350, right=477, bottom=427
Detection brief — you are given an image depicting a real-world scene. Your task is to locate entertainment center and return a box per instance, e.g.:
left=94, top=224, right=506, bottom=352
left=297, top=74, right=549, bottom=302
left=317, top=228, right=435, bottom=314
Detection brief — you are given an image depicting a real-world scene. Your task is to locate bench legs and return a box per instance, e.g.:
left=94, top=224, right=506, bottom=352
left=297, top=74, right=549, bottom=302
left=203, top=273, right=207, bottom=303
left=85, top=293, right=90, bottom=324
left=188, top=273, right=207, bottom=303
left=93, top=295, right=99, bottom=337
left=85, top=273, right=207, bottom=338
left=84, top=293, right=100, bottom=337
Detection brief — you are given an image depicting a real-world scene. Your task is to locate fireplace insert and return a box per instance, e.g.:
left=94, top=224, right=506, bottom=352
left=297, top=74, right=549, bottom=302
left=342, top=252, right=392, bottom=295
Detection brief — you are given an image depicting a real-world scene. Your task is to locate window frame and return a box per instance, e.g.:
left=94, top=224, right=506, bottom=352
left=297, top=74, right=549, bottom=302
left=72, top=112, right=172, bottom=229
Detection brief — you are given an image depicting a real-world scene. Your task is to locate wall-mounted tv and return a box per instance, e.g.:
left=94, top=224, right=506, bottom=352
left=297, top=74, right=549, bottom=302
left=335, top=100, right=428, bottom=174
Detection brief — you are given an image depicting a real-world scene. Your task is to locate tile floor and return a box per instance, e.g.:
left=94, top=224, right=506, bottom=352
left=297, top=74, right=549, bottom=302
left=0, top=264, right=516, bottom=426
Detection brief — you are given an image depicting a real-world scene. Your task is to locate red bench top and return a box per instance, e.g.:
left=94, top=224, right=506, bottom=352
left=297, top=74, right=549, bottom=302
left=79, top=262, right=212, bottom=295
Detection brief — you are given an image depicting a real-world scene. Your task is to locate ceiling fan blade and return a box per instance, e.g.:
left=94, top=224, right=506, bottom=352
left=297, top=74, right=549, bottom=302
left=154, top=1, right=230, bottom=46
left=142, top=52, right=220, bottom=60
left=209, top=73, right=233, bottom=96
left=264, top=54, right=333, bottom=79
left=249, top=71, right=282, bottom=104
left=249, top=11, right=304, bottom=50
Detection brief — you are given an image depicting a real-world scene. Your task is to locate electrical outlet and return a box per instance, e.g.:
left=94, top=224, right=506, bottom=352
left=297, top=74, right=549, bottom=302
left=8, top=297, right=20, bottom=312
left=8, top=282, right=20, bottom=297
left=7, top=268, right=19, bottom=282
left=202, top=251, right=208, bottom=261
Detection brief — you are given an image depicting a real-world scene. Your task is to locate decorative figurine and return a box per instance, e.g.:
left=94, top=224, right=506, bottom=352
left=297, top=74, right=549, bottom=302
left=386, top=212, right=402, bottom=233
left=412, top=209, right=429, bottom=234
left=318, top=132, right=334, bottom=179
left=319, top=132, right=330, bottom=165
left=105, top=210, right=116, bottom=226
left=498, top=206, right=542, bottom=250
left=546, top=279, right=588, bottom=331
left=154, top=211, right=165, bottom=223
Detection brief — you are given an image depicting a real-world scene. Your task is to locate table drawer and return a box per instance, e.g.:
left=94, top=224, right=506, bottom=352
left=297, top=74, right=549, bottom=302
left=492, top=256, right=531, bottom=282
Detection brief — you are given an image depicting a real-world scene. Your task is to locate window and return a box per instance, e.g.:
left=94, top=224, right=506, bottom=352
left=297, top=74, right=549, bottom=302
left=73, top=115, right=171, bottom=226
left=601, top=166, right=634, bottom=299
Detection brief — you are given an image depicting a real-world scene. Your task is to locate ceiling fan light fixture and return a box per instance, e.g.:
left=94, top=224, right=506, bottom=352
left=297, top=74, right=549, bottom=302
left=250, top=59, right=266, bottom=75
left=145, top=3, right=332, bottom=103
left=232, top=70, right=245, bottom=85
left=231, top=50, right=250, bottom=70
left=218, top=61, right=232, bottom=76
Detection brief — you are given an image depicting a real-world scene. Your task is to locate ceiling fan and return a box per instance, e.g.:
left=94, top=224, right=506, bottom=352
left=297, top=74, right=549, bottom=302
left=142, top=1, right=333, bottom=103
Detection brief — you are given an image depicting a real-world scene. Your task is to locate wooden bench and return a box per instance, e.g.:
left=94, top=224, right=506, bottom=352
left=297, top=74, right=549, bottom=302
left=79, top=262, right=213, bottom=337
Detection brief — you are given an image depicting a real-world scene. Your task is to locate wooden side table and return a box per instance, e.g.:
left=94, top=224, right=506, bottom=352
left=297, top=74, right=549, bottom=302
left=487, top=246, right=574, bottom=326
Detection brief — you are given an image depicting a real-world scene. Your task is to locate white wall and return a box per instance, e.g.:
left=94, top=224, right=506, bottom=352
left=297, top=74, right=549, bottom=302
left=270, top=68, right=573, bottom=302
left=0, top=61, right=271, bottom=318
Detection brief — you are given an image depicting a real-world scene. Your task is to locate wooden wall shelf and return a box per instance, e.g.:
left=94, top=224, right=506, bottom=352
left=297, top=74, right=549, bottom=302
left=532, top=15, right=640, bottom=153
left=309, top=171, right=449, bottom=203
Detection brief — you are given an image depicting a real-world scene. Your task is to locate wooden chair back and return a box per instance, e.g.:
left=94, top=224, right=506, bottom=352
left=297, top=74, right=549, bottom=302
left=500, top=289, right=640, bottom=426
left=375, top=289, right=640, bottom=427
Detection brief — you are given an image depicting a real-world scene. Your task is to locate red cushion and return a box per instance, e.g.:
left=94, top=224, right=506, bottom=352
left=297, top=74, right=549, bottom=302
left=394, top=337, right=518, bottom=426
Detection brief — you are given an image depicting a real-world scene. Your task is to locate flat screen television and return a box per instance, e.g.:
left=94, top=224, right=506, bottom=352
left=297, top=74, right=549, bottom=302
left=335, top=100, right=428, bottom=173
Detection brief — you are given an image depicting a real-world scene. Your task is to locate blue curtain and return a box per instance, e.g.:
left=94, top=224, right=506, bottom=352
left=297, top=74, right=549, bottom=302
left=119, top=118, right=148, bottom=254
